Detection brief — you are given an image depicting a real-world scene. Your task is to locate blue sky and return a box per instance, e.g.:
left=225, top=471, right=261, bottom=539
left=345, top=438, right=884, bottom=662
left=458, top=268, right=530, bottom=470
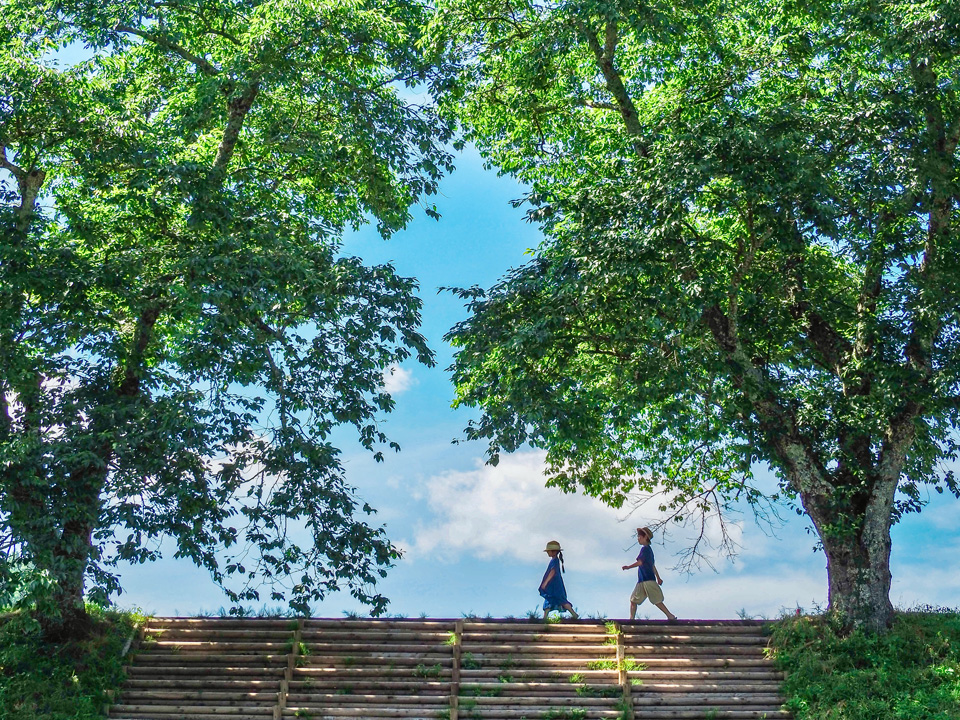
left=36, top=25, right=957, bottom=623
left=113, top=146, right=960, bottom=620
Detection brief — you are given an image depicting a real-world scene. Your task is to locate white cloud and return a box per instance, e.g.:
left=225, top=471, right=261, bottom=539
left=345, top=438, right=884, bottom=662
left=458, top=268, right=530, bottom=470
left=382, top=365, right=417, bottom=395
left=407, top=450, right=749, bottom=574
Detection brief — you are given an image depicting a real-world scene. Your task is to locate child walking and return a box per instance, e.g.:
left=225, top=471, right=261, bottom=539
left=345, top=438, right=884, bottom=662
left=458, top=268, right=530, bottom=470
left=539, top=540, right=579, bottom=620
left=621, top=526, right=677, bottom=621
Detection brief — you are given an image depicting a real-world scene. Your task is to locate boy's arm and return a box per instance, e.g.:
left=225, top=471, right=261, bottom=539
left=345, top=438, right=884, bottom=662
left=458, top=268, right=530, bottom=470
left=621, top=561, right=640, bottom=570
left=653, top=564, right=663, bottom=585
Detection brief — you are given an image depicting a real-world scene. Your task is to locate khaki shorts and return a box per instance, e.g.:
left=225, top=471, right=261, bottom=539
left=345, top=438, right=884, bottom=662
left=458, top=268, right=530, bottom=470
left=630, top=580, right=664, bottom=606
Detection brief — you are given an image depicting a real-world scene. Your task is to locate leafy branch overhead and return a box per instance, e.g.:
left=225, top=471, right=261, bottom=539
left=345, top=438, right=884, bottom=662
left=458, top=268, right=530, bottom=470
left=436, top=0, right=960, bottom=631
left=0, top=0, right=455, bottom=623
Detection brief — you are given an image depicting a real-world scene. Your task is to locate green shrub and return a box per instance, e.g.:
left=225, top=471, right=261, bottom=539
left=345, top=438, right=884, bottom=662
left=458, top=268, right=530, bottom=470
left=0, top=605, right=143, bottom=720
left=769, top=611, right=960, bottom=720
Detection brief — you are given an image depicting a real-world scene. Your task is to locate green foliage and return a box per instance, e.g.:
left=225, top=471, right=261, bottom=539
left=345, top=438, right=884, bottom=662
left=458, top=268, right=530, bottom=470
left=461, top=651, right=482, bottom=669
left=770, top=611, right=960, bottom=719
left=575, top=683, right=621, bottom=698
left=1, top=0, right=455, bottom=622
left=436, top=0, right=960, bottom=627
left=541, top=709, right=587, bottom=720
left=463, top=683, right=501, bottom=697
left=587, top=657, right=644, bottom=673
left=0, top=605, right=143, bottom=719
left=413, top=662, right=444, bottom=678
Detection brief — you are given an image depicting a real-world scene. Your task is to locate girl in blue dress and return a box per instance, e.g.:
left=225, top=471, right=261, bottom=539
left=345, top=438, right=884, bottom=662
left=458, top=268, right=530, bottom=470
left=539, top=540, right=579, bottom=620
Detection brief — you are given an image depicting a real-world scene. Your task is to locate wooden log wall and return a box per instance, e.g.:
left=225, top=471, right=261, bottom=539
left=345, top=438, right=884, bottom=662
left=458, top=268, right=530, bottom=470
left=108, top=618, right=791, bottom=720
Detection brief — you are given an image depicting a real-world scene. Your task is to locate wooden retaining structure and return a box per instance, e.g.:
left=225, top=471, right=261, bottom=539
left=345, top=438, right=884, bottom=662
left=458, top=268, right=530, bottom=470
left=108, top=618, right=791, bottom=720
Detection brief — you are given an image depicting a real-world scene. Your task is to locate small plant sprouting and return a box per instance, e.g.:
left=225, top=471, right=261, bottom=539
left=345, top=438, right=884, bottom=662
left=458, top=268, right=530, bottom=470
left=587, top=657, right=645, bottom=673
left=576, top=684, right=621, bottom=698
left=414, top=662, right=444, bottom=678
left=542, top=710, right=587, bottom=720
left=615, top=696, right=633, bottom=720
left=586, top=659, right=617, bottom=671
left=462, top=652, right=482, bottom=669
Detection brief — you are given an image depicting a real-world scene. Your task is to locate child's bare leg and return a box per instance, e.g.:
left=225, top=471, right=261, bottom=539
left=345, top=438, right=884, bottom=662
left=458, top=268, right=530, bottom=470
left=562, top=603, right=579, bottom=620
left=655, top=602, right=677, bottom=621
left=629, top=602, right=637, bottom=620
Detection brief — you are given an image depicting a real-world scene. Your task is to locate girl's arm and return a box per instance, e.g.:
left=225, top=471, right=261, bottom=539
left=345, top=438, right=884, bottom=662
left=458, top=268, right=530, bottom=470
left=540, top=568, right=556, bottom=590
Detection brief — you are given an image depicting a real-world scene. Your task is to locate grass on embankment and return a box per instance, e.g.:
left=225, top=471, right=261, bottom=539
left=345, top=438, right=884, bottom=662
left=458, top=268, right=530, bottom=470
left=769, top=610, right=960, bottom=720
left=0, top=605, right=144, bottom=720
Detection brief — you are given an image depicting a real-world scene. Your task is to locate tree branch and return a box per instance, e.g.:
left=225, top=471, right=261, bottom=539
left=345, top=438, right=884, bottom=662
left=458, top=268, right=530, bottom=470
left=210, top=82, right=260, bottom=184
left=1, top=144, right=46, bottom=234
left=118, top=305, right=162, bottom=398
left=572, top=17, right=645, bottom=141
left=702, top=303, right=834, bottom=501
left=115, top=25, right=221, bottom=76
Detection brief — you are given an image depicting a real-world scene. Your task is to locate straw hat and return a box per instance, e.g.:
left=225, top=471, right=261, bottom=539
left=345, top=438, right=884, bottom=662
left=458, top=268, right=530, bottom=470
left=636, top=526, right=653, bottom=539
left=543, top=540, right=562, bottom=553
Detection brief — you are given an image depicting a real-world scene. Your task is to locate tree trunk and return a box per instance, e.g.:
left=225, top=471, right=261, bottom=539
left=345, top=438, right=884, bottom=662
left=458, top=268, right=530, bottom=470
left=43, top=450, right=111, bottom=640
left=45, top=528, right=94, bottom=640
left=820, top=526, right=895, bottom=633
left=803, top=469, right=899, bottom=633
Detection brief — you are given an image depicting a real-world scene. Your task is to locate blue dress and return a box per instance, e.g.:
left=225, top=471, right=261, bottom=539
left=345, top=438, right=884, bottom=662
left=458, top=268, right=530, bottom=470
left=539, top=557, right=568, bottom=611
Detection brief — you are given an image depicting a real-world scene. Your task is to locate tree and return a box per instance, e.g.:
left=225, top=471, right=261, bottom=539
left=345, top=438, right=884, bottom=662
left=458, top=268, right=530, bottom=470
left=0, top=0, right=454, bottom=632
left=435, top=0, right=960, bottom=632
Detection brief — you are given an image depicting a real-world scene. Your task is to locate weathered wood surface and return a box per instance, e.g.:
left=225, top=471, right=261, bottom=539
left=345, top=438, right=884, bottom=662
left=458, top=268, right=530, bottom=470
left=108, top=618, right=791, bottom=720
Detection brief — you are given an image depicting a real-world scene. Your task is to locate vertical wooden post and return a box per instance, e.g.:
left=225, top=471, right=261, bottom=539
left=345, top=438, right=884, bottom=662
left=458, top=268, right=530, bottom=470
left=450, top=619, right=464, bottom=720
left=614, top=622, right=634, bottom=720
left=275, top=618, right=304, bottom=720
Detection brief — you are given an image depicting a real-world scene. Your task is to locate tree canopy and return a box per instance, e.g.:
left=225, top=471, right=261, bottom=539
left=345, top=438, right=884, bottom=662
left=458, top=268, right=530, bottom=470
left=436, top=0, right=960, bottom=630
left=0, top=0, right=454, bottom=626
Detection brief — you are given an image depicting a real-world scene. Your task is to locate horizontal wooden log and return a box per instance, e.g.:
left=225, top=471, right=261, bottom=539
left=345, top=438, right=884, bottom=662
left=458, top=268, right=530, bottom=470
left=126, top=666, right=285, bottom=676
left=132, top=653, right=289, bottom=664
left=633, top=682, right=785, bottom=693
left=119, top=690, right=278, bottom=703
left=299, top=655, right=453, bottom=666
left=138, top=639, right=292, bottom=655
left=110, top=618, right=789, bottom=720
left=284, top=694, right=449, bottom=705
left=123, top=679, right=282, bottom=689
left=631, top=694, right=787, bottom=705
left=147, top=618, right=297, bottom=630
left=111, top=715, right=274, bottom=720
left=301, top=642, right=453, bottom=654
left=620, top=634, right=770, bottom=645
left=111, top=703, right=273, bottom=714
